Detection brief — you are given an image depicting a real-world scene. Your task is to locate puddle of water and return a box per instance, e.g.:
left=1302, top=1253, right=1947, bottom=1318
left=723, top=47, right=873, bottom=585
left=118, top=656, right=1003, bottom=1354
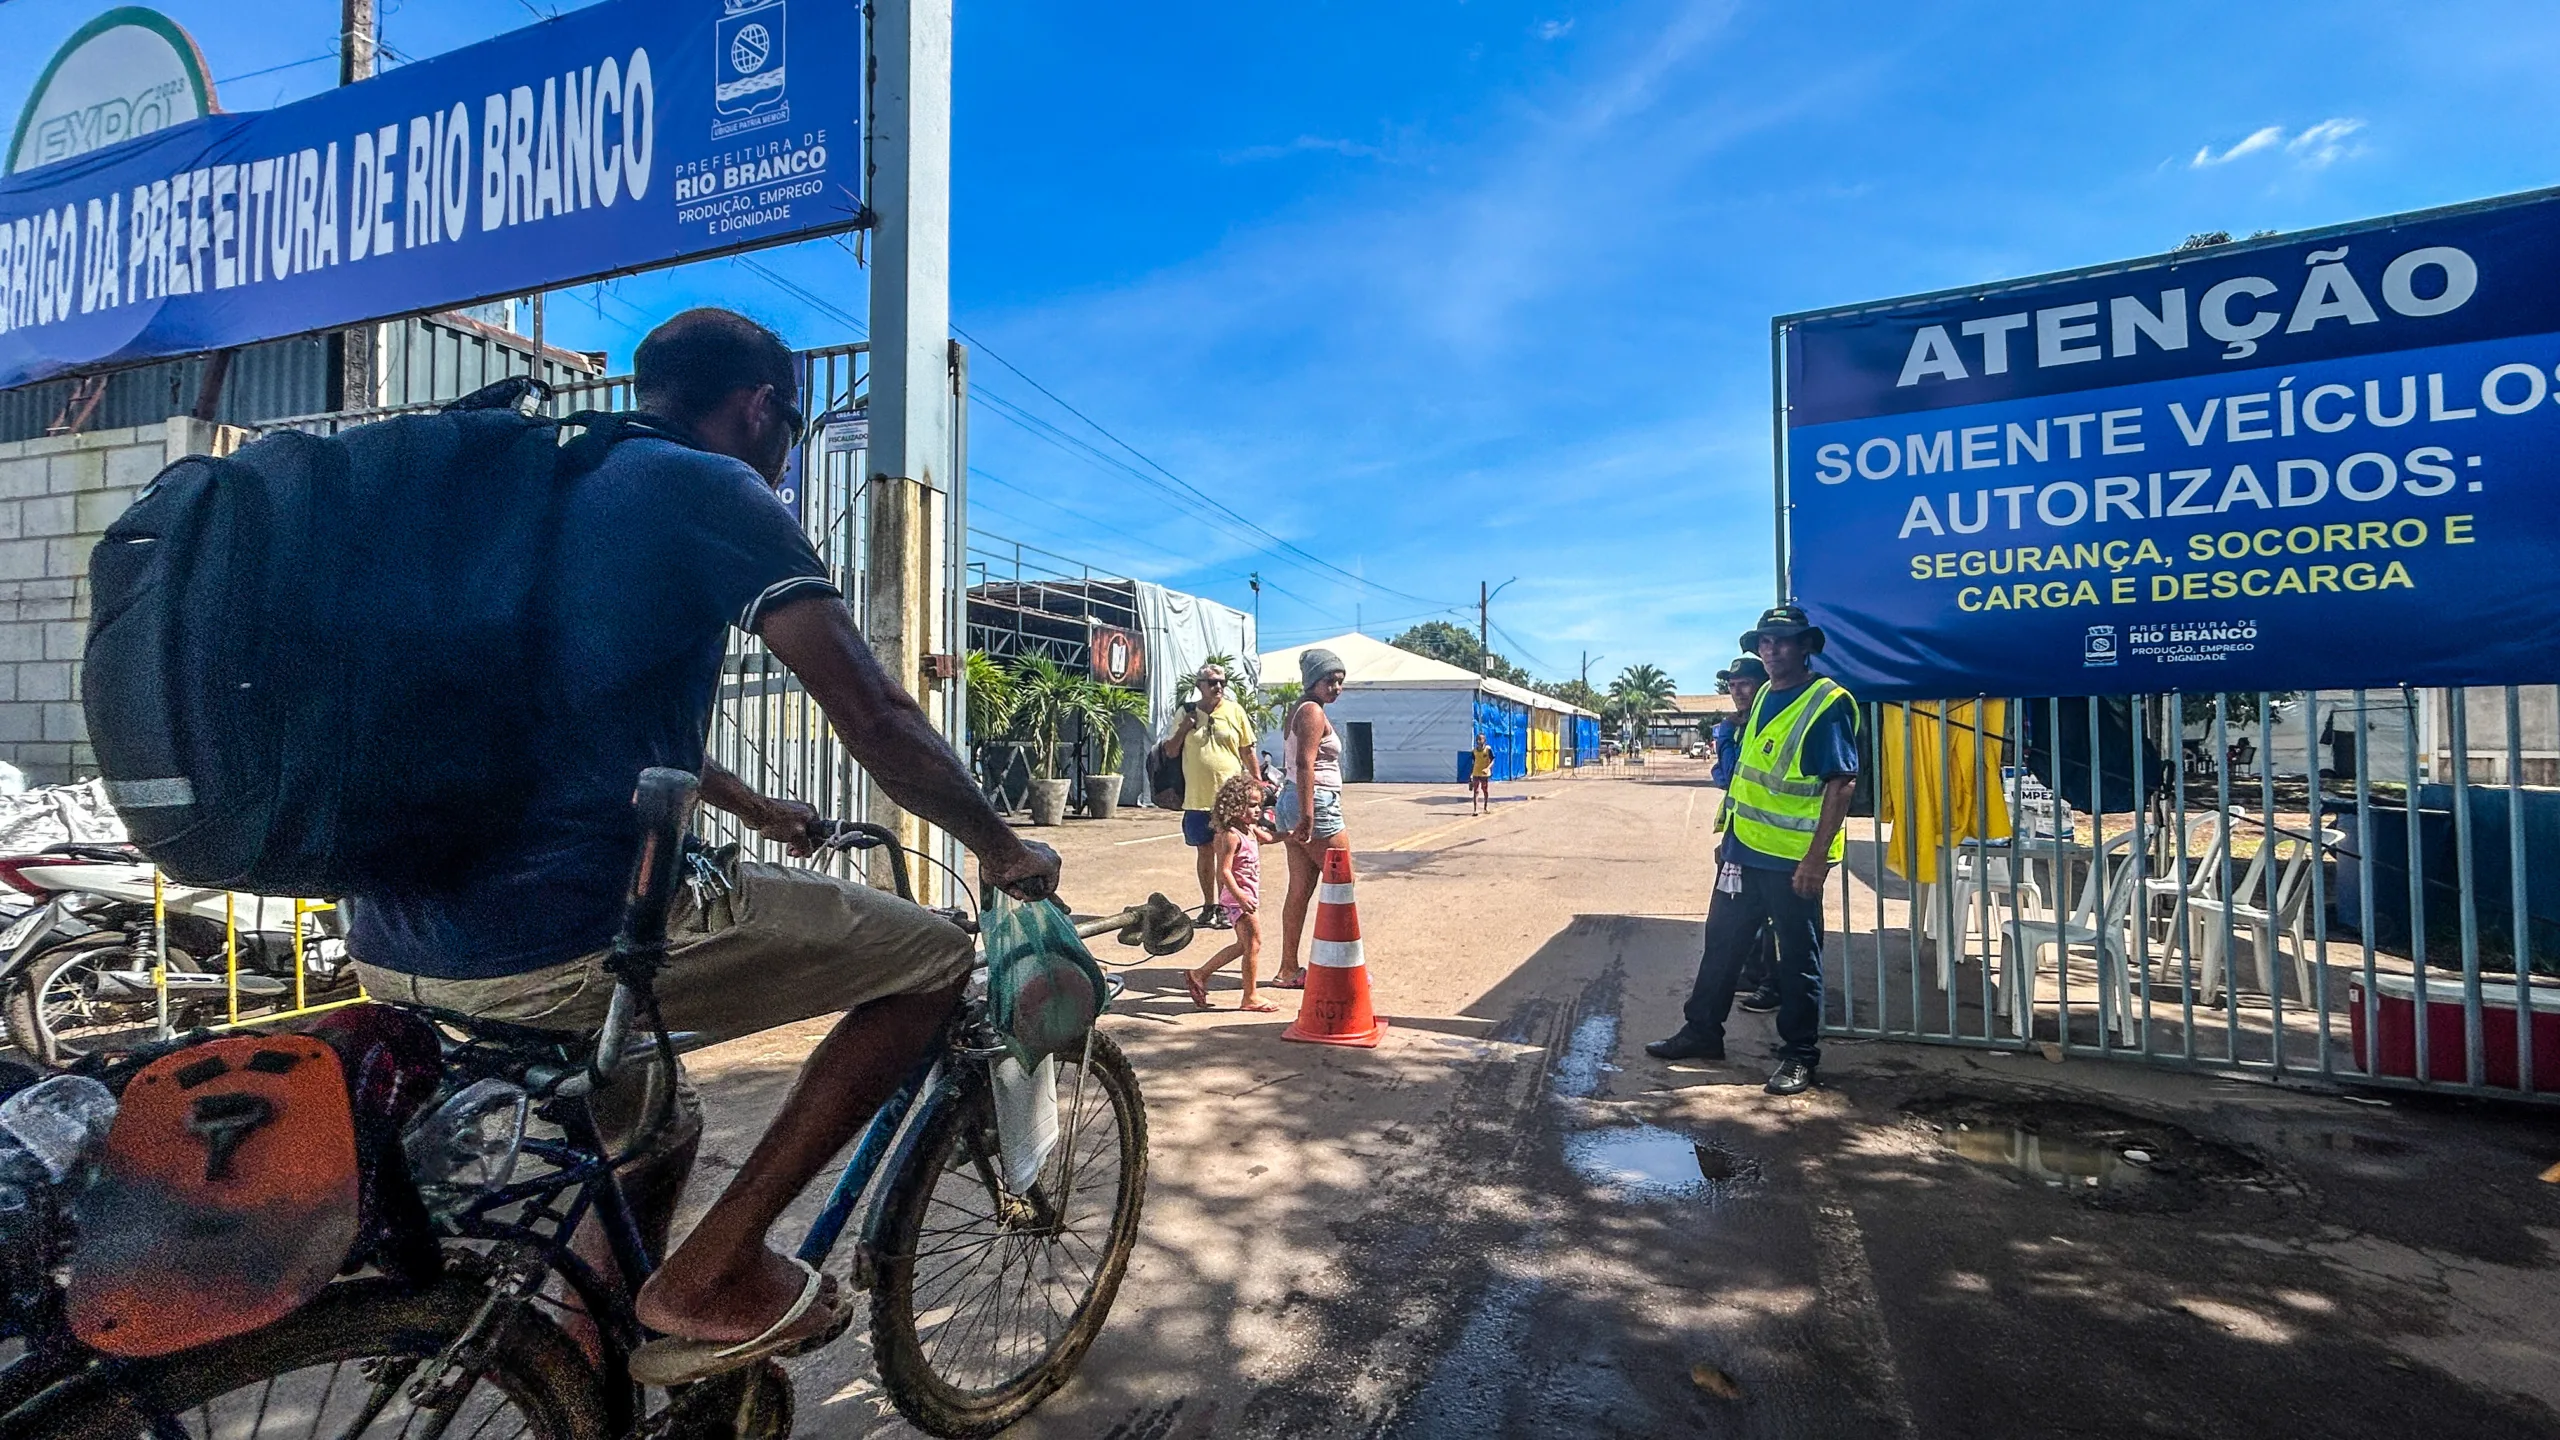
left=1940, top=1126, right=2141, bottom=1189
left=1566, top=1125, right=1706, bottom=1196
left=1564, top=1125, right=1757, bottom=1200
left=1549, top=1012, right=1620, bottom=1099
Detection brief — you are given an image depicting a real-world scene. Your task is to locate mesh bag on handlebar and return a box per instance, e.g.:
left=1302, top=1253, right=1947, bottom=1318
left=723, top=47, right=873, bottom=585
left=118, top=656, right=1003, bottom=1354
left=981, top=894, right=1111, bottom=1062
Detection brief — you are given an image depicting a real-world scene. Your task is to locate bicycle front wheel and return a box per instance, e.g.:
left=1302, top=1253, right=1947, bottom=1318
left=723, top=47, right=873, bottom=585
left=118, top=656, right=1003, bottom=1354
left=870, top=1029, right=1148, bottom=1438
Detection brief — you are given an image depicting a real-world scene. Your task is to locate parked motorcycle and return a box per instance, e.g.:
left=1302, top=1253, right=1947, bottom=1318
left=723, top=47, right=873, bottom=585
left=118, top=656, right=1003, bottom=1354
left=0, top=844, right=351, bottom=1066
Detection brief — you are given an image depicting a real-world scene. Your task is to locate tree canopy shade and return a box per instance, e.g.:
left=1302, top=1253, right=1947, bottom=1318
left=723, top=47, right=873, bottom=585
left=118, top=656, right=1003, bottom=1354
left=1389, top=621, right=1534, bottom=686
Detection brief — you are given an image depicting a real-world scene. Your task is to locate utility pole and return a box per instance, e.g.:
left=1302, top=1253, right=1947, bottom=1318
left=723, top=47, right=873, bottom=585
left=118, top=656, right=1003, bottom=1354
left=867, top=0, right=955, bottom=890
left=1478, top=577, right=1517, bottom=678
left=1248, top=571, right=1261, bottom=645
left=337, top=0, right=377, bottom=412
left=1581, top=650, right=1603, bottom=692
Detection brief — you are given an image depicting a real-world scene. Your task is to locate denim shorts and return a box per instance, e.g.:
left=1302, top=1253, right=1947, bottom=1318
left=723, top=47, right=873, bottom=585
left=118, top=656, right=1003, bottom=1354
left=1277, top=784, right=1345, bottom=840
left=1182, top=809, right=1216, bottom=846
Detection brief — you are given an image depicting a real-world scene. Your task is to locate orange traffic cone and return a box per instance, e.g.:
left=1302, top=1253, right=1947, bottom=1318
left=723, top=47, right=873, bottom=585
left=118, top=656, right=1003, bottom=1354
left=1284, top=848, right=1386, bottom=1048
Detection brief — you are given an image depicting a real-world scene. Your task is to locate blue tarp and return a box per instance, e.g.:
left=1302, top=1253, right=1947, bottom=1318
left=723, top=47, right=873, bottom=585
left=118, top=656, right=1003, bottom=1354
left=1464, top=692, right=1530, bottom=782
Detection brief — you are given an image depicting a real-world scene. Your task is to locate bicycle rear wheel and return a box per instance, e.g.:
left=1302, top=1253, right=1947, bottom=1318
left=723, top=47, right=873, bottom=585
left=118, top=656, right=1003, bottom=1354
left=13, top=1273, right=611, bottom=1440
left=869, top=1029, right=1147, bottom=1438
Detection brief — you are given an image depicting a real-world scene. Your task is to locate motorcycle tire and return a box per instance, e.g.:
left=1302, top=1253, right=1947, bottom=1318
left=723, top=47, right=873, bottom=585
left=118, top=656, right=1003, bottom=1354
left=5, top=936, right=175, bottom=1067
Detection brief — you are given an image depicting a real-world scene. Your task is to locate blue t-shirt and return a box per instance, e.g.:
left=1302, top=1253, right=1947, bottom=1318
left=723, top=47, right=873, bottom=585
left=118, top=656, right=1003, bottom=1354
left=1723, top=679, right=1860, bottom=871
left=1709, top=719, right=1741, bottom=788
left=348, top=436, right=838, bottom=980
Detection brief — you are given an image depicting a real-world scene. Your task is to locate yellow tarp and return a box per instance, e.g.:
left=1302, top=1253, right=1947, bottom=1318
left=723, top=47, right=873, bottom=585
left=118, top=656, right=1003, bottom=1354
left=1528, top=711, right=1564, bottom=773
left=1877, top=699, right=2012, bottom=883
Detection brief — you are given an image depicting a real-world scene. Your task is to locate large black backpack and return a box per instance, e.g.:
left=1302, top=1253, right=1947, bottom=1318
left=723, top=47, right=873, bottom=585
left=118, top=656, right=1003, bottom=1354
left=81, top=383, right=667, bottom=896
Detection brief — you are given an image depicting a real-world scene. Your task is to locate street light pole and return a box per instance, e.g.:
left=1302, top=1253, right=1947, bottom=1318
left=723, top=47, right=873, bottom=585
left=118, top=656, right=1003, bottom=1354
left=1479, top=577, right=1517, bottom=678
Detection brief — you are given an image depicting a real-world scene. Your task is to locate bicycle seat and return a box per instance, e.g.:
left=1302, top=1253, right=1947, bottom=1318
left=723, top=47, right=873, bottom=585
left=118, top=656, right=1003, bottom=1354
left=1115, top=893, right=1195, bottom=957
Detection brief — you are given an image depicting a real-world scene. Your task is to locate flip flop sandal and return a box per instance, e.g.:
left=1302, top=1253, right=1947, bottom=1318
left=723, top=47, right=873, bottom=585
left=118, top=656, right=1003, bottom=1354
left=1185, top=972, right=1212, bottom=1009
left=1240, top=999, right=1280, bottom=1012
left=629, top=1260, right=850, bottom=1387
left=1268, top=974, right=1306, bottom=990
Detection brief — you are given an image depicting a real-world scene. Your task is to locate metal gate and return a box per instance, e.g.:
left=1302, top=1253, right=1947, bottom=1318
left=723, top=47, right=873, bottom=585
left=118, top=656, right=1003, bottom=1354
left=1828, top=687, right=2556, bottom=1101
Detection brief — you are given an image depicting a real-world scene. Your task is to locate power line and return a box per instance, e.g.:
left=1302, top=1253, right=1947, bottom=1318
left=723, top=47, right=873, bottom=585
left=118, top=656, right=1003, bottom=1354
left=1488, top=619, right=1553, bottom=673
left=729, top=252, right=1459, bottom=626
left=967, top=467, right=1198, bottom=572
left=737, top=257, right=870, bottom=339
left=968, top=388, right=1372, bottom=596
left=949, top=321, right=1456, bottom=610
left=216, top=52, right=337, bottom=86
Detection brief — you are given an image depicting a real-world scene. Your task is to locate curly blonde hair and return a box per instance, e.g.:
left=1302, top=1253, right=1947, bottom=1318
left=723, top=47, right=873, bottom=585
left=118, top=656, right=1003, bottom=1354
left=1211, top=770, right=1264, bottom=831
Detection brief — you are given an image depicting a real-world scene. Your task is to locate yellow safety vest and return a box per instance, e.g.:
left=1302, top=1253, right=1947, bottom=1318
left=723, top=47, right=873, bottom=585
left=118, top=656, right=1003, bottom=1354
left=1724, top=676, right=1857, bottom=863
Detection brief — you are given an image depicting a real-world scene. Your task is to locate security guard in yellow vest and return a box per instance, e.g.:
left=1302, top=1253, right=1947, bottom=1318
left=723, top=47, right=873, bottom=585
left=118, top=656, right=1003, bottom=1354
left=1647, top=604, right=1859, bottom=1095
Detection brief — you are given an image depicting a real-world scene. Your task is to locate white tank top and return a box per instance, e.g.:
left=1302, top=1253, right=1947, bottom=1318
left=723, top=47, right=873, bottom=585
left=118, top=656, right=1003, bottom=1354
left=1288, top=704, right=1343, bottom=789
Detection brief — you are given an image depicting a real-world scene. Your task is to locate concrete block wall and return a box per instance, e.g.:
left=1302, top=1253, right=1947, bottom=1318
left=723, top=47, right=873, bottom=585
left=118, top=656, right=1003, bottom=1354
left=0, top=418, right=242, bottom=784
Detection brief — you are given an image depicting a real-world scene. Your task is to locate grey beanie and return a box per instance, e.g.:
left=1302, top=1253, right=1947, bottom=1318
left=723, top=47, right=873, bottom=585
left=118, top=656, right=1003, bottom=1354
left=1299, top=647, right=1347, bottom=690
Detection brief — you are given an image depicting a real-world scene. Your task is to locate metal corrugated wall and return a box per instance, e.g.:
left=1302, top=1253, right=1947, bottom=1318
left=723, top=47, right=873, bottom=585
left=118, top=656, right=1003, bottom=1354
left=0, top=314, right=598, bottom=443
left=0, top=336, right=337, bottom=441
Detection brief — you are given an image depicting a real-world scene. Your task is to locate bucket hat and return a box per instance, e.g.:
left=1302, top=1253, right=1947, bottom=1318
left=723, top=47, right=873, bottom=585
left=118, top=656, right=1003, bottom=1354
left=1739, top=603, right=1826, bottom=655
left=1714, top=656, right=1770, bottom=685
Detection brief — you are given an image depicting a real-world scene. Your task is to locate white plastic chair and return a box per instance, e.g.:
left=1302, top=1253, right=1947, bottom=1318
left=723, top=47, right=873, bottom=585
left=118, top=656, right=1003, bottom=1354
left=1931, top=841, right=2048, bottom=988
left=2134, top=811, right=2236, bottom=975
left=1999, top=829, right=2139, bottom=1043
left=2189, top=826, right=2343, bottom=1003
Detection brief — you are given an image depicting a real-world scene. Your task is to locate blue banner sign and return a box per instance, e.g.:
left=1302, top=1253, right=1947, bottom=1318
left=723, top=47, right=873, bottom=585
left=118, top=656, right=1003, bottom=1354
left=1781, top=188, right=2560, bottom=699
left=0, top=0, right=858, bottom=391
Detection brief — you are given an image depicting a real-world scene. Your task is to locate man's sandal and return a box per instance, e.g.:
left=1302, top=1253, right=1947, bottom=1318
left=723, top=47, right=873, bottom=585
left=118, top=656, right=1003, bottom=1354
left=628, top=1259, right=855, bottom=1387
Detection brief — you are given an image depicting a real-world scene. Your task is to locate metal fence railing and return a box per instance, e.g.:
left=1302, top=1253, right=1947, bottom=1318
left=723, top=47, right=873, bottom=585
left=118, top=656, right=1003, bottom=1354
left=1825, top=688, right=2557, bottom=1101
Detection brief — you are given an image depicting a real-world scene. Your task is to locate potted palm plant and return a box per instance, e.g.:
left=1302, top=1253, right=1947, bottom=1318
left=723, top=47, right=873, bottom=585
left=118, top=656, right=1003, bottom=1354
left=1080, top=681, right=1148, bottom=819
left=1007, top=656, right=1083, bottom=826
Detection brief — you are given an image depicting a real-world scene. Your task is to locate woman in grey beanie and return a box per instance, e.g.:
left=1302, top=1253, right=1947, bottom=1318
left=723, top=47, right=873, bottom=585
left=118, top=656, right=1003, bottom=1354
left=1271, top=648, right=1350, bottom=989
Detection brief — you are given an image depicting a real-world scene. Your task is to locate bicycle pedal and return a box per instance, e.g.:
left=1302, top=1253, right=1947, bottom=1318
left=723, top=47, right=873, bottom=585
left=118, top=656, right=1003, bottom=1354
left=640, top=1361, right=794, bottom=1440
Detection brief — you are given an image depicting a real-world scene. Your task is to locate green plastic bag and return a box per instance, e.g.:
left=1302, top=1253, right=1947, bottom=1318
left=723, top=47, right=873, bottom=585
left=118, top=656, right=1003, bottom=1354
left=981, top=894, right=1111, bottom=1060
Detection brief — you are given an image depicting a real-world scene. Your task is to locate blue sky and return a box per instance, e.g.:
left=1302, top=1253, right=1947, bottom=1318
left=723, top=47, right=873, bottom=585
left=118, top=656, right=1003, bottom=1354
left=7, top=0, right=2560, bottom=693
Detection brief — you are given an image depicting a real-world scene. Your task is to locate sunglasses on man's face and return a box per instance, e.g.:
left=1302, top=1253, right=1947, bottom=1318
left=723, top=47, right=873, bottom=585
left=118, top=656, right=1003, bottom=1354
left=766, top=388, right=811, bottom=447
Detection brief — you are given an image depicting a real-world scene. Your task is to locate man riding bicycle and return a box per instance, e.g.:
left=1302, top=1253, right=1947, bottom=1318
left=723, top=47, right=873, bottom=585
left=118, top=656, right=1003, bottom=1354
left=346, top=308, right=1059, bottom=1383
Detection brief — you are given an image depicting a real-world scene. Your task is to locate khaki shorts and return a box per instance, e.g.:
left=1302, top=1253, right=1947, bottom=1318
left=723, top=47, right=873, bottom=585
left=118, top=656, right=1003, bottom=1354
left=355, top=853, right=976, bottom=1154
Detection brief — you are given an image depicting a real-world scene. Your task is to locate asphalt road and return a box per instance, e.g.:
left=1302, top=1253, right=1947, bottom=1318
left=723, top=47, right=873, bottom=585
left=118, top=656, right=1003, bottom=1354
left=678, top=763, right=2560, bottom=1438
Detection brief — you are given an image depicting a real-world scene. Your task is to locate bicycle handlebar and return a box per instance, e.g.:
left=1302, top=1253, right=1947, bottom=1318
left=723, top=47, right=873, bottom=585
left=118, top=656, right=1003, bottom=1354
left=809, top=818, right=913, bottom=903
left=531, top=780, right=1186, bottom=1101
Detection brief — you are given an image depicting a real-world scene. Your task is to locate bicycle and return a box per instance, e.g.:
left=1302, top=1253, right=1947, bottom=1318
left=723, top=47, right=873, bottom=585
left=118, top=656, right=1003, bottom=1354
left=4, top=768, right=1198, bottom=1439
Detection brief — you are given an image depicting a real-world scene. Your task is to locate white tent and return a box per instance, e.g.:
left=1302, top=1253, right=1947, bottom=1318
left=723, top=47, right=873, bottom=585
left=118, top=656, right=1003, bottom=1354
left=1103, top=583, right=1259, bottom=806
left=1258, top=632, right=1596, bottom=783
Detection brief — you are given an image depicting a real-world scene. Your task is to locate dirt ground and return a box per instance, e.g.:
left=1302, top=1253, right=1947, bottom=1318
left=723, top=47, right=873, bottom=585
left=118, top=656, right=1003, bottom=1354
left=677, top=760, right=2560, bottom=1438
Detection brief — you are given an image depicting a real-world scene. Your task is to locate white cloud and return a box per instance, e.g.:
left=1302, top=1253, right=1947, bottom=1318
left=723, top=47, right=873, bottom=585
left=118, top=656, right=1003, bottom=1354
left=1222, top=135, right=1389, bottom=164
left=958, top=0, right=1807, bottom=675
left=2286, top=117, right=2367, bottom=167
left=1535, top=19, right=1576, bottom=40
left=2190, top=125, right=2284, bottom=168
left=2189, top=118, right=2367, bottom=169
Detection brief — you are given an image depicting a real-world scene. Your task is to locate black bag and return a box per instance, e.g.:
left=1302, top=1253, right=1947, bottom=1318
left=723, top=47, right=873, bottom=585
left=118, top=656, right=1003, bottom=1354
left=82, top=383, right=664, bottom=896
left=1148, top=744, right=1185, bottom=810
